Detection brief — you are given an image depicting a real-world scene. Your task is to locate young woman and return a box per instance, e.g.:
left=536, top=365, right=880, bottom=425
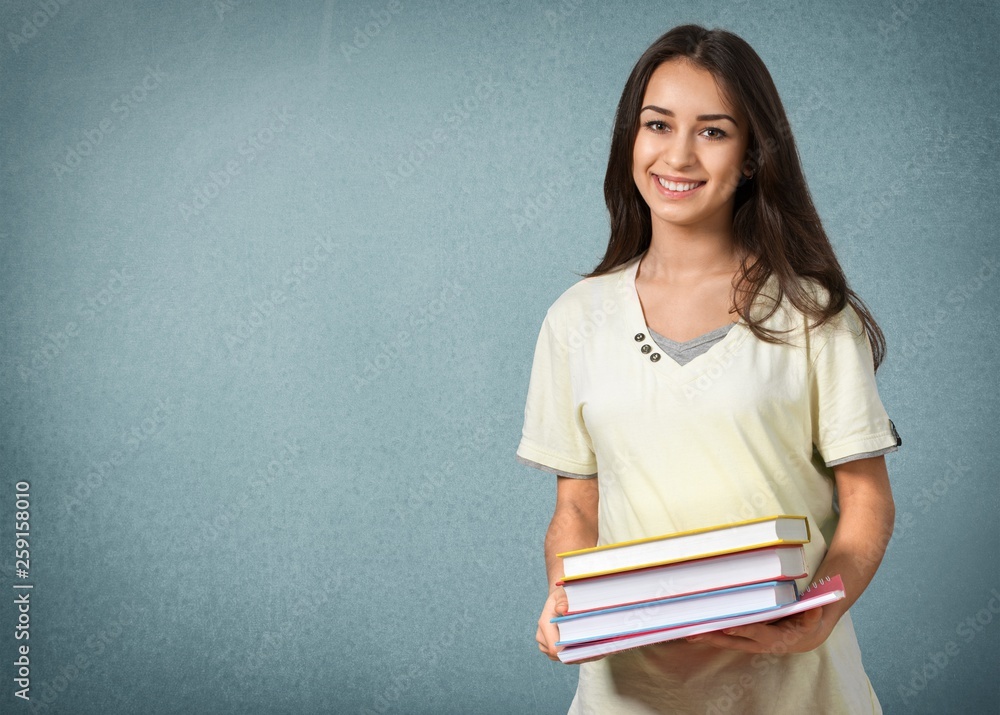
left=515, top=24, right=902, bottom=714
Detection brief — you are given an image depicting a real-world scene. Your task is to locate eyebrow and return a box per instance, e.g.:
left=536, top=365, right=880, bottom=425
left=640, top=105, right=739, bottom=126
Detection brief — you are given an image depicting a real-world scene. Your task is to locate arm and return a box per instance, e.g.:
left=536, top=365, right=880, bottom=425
left=689, top=455, right=895, bottom=653
left=809, top=453, right=895, bottom=619
left=537, top=475, right=599, bottom=661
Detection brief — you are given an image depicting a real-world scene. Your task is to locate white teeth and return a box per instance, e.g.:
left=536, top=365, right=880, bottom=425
left=657, top=177, right=701, bottom=192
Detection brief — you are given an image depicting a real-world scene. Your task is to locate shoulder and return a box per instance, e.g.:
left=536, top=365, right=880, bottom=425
left=749, top=275, right=865, bottom=356
left=761, top=275, right=863, bottom=335
left=542, top=261, right=631, bottom=331
left=797, top=277, right=865, bottom=338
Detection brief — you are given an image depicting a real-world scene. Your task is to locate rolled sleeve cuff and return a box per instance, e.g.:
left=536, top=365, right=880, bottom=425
left=825, top=443, right=899, bottom=467
left=515, top=438, right=597, bottom=478
left=820, top=429, right=900, bottom=468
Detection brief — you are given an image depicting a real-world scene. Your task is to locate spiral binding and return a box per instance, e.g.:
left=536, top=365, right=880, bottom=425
left=803, top=574, right=833, bottom=594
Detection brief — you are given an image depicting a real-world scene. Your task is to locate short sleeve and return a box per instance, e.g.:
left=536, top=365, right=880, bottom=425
left=809, top=305, right=901, bottom=467
left=515, top=312, right=598, bottom=478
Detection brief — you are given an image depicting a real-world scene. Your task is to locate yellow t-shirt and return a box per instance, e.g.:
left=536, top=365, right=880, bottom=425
left=516, top=253, right=899, bottom=714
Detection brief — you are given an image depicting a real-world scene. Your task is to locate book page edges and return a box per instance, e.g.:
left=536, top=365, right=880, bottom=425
left=558, top=537, right=809, bottom=581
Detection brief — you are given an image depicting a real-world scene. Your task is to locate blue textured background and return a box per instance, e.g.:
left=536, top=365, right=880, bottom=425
left=1, top=1, right=997, bottom=713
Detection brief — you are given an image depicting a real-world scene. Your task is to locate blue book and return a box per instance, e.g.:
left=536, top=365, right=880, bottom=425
left=552, top=580, right=798, bottom=646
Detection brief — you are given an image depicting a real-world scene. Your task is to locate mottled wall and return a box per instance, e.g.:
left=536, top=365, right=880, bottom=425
left=1, top=1, right=997, bottom=713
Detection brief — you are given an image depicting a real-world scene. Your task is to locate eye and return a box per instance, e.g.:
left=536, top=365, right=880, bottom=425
left=641, top=120, right=729, bottom=140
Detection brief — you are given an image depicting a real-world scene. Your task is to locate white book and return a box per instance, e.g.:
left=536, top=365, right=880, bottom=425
left=553, top=580, right=798, bottom=645
left=558, top=515, right=810, bottom=580
left=561, top=545, right=807, bottom=614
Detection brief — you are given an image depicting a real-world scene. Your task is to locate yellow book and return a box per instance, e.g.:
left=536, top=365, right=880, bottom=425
left=557, top=515, right=811, bottom=580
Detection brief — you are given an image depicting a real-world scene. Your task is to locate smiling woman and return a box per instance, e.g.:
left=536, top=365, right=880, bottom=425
left=632, top=62, right=749, bottom=237
left=516, top=23, right=902, bottom=715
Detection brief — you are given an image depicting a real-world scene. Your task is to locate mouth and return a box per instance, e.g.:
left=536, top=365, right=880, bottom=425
left=654, top=174, right=707, bottom=196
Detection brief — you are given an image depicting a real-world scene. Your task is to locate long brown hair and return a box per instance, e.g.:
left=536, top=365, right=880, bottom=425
left=587, top=24, right=887, bottom=371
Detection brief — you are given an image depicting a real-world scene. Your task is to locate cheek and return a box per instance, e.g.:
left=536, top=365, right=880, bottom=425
left=632, top=146, right=656, bottom=182
left=707, top=150, right=744, bottom=180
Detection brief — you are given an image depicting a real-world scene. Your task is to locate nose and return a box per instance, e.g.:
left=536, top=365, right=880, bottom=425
left=663, top=132, right=696, bottom=170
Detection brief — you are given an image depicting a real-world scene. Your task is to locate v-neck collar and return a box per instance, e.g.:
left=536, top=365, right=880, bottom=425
left=647, top=321, right=736, bottom=350
left=615, top=253, right=756, bottom=384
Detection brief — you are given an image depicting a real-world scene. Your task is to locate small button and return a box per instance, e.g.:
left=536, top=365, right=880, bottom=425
left=634, top=333, right=645, bottom=341
left=650, top=353, right=661, bottom=362
left=641, top=344, right=652, bottom=354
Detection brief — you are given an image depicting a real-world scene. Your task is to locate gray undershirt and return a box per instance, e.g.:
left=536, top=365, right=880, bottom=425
left=646, top=322, right=735, bottom=366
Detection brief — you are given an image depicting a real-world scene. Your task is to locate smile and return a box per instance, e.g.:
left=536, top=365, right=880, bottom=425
left=654, top=175, right=706, bottom=197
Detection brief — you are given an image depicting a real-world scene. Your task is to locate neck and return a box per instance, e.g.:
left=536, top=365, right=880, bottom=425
left=639, top=197, right=741, bottom=286
left=640, top=217, right=743, bottom=285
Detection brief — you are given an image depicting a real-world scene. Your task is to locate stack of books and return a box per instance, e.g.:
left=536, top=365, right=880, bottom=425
left=552, top=515, right=846, bottom=663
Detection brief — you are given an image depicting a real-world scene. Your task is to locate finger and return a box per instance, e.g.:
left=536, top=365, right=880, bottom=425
left=770, top=609, right=822, bottom=640
left=539, top=641, right=561, bottom=661
left=554, top=596, right=568, bottom=616
left=719, top=622, right=770, bottom=641
left=775, top=606, right=823, bottom=630
left=688, top=631, right=765, bottom=652
left=539, top=623, right=562, bottom=652
left=797, top=606, right=823, bottom=627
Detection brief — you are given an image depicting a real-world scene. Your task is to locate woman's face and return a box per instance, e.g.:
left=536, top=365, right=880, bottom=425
left=632, top=58, right=750, bottom=234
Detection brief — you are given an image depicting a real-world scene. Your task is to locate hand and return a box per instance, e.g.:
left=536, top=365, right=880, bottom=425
left=536, top=587, right=568, bottom=661
left=536, top=587, right=606, bottom=664
left=683, top=606, right=835, bottom=654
